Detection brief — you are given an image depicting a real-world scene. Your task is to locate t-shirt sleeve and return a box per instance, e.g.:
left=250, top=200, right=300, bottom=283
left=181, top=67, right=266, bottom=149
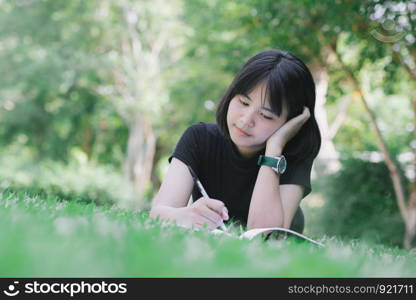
left=168, top=123, right=204, bottom=175
left=280, top=157, right=314, bottom=198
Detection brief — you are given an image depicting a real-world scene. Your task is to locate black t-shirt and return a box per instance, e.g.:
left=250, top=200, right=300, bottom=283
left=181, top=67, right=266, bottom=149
left=168, top=122, right=313, bottom=232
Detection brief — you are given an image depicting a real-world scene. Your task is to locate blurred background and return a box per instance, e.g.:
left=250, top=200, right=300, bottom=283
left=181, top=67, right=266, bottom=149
left=0, top=0, right=415, bottom=248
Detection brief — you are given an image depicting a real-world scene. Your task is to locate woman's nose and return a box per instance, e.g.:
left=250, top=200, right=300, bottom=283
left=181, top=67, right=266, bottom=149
left=238, top=110, right=255, bottom=128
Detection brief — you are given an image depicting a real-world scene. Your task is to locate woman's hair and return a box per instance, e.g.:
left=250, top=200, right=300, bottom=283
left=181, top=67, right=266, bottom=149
left=216, top=49, right=321, bottom=162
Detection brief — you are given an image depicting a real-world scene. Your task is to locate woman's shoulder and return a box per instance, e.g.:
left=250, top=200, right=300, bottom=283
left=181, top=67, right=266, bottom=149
left=186, top=122, right=221, bottom=137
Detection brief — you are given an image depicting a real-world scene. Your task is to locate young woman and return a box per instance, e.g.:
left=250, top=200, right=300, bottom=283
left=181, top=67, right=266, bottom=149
left=150, top=49, right=321, bottom=234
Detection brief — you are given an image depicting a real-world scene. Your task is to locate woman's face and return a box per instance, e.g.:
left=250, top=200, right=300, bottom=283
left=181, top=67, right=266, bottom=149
left=226, top=83, right=288, bottom=158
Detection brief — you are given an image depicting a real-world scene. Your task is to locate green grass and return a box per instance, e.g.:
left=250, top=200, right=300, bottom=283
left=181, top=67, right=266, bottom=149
left=1, top=190, right=416, bottom=277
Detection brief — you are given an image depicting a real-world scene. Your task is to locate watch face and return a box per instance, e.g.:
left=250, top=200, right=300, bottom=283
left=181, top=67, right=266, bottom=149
left=278, top=157, right=287, bottom=173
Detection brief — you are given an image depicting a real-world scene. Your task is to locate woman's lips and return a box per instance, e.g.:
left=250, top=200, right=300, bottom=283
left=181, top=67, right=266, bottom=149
left=235, top=126, right=250, bottom=137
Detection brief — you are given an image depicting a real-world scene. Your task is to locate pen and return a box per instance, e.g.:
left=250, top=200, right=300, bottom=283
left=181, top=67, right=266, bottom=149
left=186, top=165, right=228, bottom=231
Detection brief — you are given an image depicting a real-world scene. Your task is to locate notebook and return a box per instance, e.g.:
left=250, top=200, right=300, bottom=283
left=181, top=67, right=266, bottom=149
left=211, top=227, right=324, bottom=247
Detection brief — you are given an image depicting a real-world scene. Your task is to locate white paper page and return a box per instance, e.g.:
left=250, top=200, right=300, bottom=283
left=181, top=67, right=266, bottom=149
left=240, top=227, right=324, bottom=247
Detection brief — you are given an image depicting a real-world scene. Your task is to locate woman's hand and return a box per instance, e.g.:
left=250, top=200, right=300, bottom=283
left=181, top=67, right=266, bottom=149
left=177, top=197, right=229, bottom=230
left=265, top=106, right=311, bottom=156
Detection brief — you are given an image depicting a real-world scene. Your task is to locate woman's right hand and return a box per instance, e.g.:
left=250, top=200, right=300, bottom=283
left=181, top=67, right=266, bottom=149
left=177, top=197, right=229, bottom=230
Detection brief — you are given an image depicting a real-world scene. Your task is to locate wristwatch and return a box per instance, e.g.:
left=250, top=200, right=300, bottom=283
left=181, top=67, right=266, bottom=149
left=257, top=155, right=287, bottom=174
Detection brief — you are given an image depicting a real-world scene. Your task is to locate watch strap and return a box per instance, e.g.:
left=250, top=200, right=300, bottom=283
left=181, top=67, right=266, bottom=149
left=257, top=155, right=286, bottom=174
left=257, top=155, right=279, bottom=168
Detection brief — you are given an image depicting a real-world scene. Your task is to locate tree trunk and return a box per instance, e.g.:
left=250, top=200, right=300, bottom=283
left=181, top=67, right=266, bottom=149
left=404, top=89, right=416, bottom=248
left=311, top=63, right=341, bottom=176
left=404, top=182, right=416, bottom=248
left=124, top=115, right=156, bottom=209
left=329, top=43, right=416, bottom=248
left=82, top=127, right=93, bottom=160
left=150, top=141, right=163, bottom=190
left=390, top=40, right=416, bottom=248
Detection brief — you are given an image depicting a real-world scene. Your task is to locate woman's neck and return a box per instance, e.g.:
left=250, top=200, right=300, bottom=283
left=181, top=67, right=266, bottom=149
left=235, top=144, right=265, bottom=159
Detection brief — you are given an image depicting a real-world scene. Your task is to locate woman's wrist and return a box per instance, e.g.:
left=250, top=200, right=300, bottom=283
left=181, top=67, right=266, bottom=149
left=265, top=147, right=283, bottom=157
left=150, top=205, right=186, bottom=223
left=265, top=141, right=284, bottom=157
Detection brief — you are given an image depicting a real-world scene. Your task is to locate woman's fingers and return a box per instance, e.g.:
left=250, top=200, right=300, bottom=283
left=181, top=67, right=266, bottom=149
left=301, top=106, right=310, bottom=123
left=204, top=198, right=228, bottom=219
left=222, top=207, right=229, bottom=221
left=282, top=107, right=311, bottom=136
left=191, top=198, right=227, bottom=226
left=198, top=205, right=224, bottom=225
left=288, top=106, right=310, bottom=126
left=189, top=198, right=229, bottom=230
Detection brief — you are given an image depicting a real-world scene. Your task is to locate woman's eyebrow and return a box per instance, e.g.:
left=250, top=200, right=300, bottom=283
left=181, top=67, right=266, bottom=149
left=242, top=94, right=275, bottom=114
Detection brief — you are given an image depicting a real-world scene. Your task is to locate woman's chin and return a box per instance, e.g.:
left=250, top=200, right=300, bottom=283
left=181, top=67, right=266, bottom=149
left=230, top=133, right=247, bottom=147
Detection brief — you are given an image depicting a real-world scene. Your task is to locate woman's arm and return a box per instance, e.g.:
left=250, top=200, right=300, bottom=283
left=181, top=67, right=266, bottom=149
left=247, top=107, right=310, bottom=230
left=150, top=158, right=228, bottom=230
left=247, top=161, right=303, bottom=229
left=247, top=164, right=284, bottom=229
left=150, top=158, right=194, bottom=210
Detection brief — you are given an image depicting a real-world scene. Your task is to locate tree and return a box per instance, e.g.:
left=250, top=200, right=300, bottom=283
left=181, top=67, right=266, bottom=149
left=0, top=1, right=188, bottom=206
left=94, top=0, right=187, bottom=205
left=0, top=0, right=118, bottom=162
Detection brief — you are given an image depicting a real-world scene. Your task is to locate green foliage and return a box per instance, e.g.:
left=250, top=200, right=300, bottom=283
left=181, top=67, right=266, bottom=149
left=0, top=148, right=137, bottom=209
left=0, top=1, right=129, bottom=165
left=313, top=158, right=407, bottom=247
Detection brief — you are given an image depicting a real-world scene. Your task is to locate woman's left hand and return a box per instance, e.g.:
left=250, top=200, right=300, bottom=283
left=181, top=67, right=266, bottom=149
left=265, top=106, right=311, bottom=156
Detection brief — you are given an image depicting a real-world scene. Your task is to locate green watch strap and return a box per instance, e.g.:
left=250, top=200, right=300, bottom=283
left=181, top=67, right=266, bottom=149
left=257, top=155, right=287, bottom=174
left=257, top=155, right=278, bottom=168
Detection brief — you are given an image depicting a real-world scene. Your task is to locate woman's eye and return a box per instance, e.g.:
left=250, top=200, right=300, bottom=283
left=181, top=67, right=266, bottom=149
left=239, top=99, right=248, bottom=106
left=261, top=113, right=273, bottom=120
left=238, top=99, right=249, bottom=106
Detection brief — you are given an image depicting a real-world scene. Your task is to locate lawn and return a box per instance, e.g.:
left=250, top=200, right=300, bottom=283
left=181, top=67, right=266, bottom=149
left=1, top=190, right=415, bottom=277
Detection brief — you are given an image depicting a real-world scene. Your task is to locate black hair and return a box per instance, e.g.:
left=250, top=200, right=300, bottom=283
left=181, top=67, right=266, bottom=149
left=216, top=49, right=321, bottom=162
